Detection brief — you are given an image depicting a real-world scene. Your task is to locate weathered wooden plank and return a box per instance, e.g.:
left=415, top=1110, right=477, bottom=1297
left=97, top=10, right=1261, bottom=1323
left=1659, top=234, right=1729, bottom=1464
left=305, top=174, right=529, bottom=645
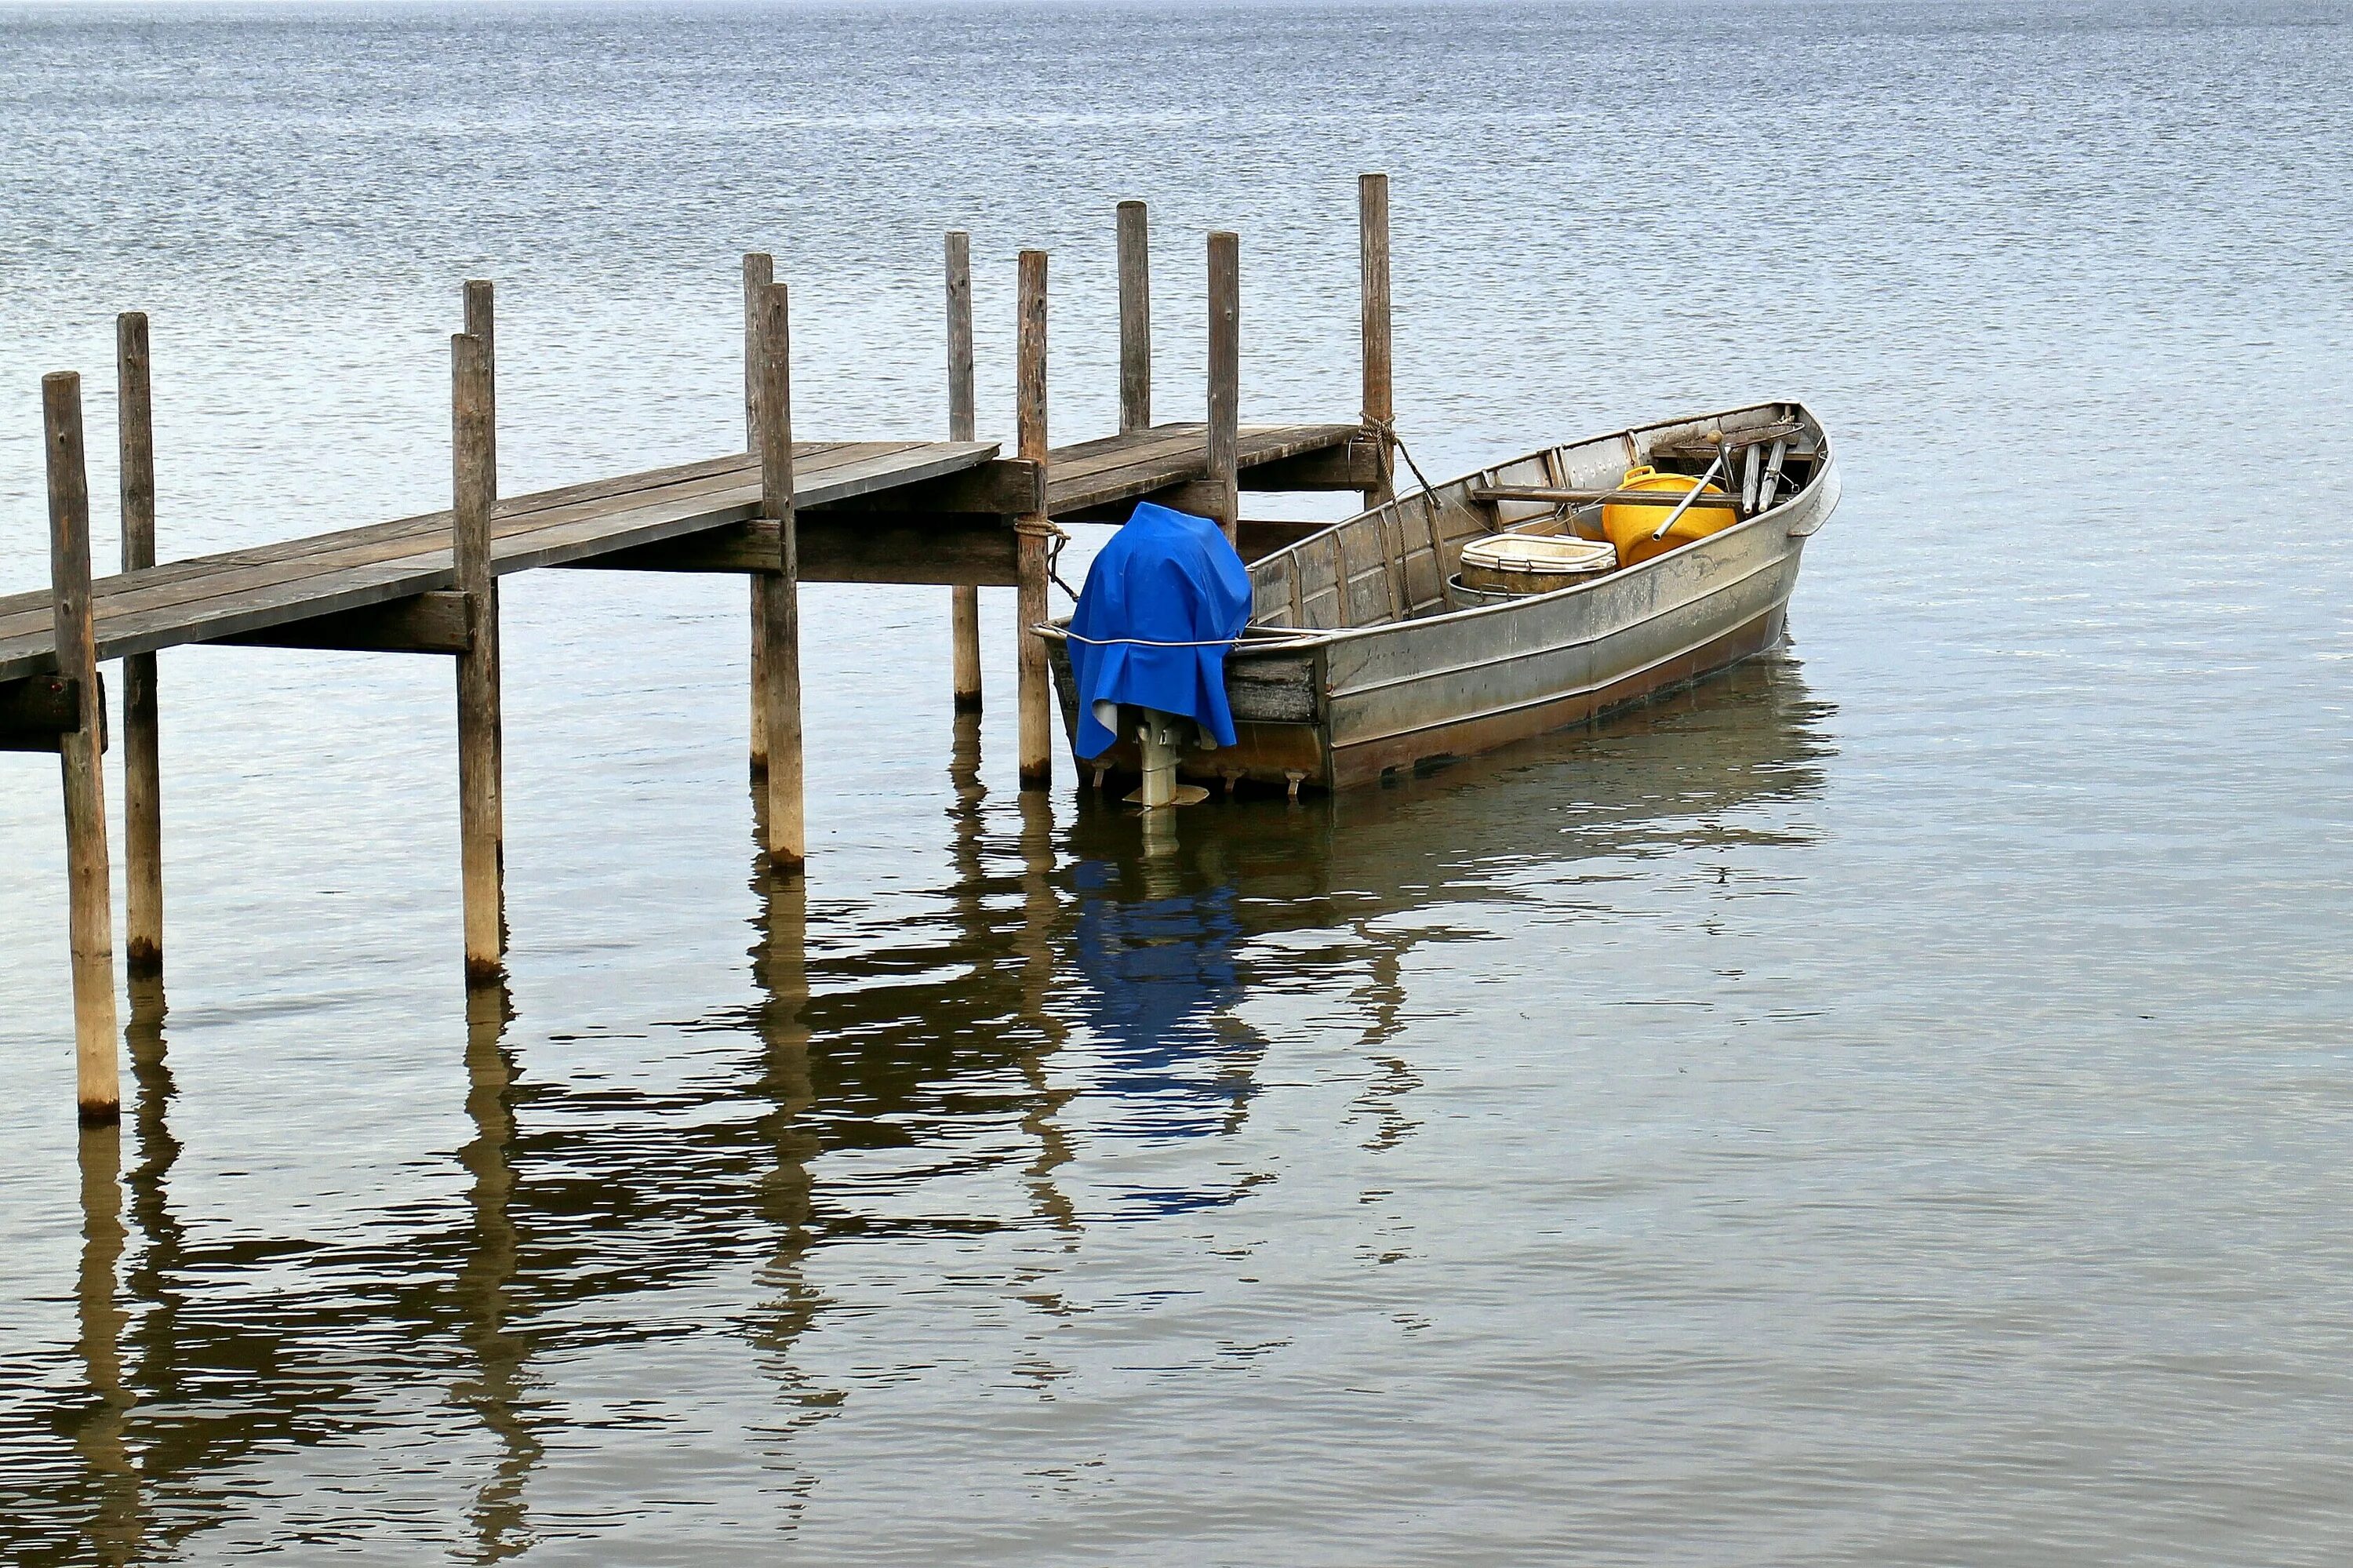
left=562, top=517, right=1018, bottom=586
left=1227, top=655, right=1319, bottom=724
left=817, top=458, right=1040, bottom=518
left=0, top=438, right=957, bottom=657
left=0, top=440, right=967, bottom=637
left=1241, top=435, right=1383, bottom=490
left=0, top=674, right=79, bottom=750
left=0, top=447, right=762, bottom=629
left=1046, top=423, right=1358, bottom=514
left=0, top=441, right=998, bottom=682
left=212, top=590, right=471, bottom=653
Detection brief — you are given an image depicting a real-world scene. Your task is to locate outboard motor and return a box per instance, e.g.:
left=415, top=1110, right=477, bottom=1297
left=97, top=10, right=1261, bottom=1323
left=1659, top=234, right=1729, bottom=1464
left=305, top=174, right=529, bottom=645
left=1065, top=503, right=1253, bottom=808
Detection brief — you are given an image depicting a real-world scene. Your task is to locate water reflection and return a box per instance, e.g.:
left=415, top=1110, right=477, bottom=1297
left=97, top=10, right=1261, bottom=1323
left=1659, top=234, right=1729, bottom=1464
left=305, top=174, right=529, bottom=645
left=73, top=1123, right=137, bottom=1566
left=452, top=984, right=536, bottom=1563
left=5, top=657, right=1830, bottom=1553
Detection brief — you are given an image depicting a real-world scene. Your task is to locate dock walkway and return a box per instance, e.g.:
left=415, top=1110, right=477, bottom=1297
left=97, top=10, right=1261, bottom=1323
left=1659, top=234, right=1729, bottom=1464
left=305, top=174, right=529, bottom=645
left=0, top=424, right=1366, bottom=682
left=5, top=176, right=1401, bottom=1130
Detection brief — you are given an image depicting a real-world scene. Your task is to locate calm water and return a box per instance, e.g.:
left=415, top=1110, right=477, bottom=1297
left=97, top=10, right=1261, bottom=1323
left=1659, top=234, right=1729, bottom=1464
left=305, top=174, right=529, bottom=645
left=4, top=1, right=2351, bottom=1562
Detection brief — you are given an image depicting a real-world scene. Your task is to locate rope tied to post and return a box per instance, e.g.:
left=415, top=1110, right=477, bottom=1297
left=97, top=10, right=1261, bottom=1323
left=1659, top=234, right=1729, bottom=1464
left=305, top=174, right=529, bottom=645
left=1016, top=512, right=1083, bottom=601
left=1365, top=413, right=1444, bottom=537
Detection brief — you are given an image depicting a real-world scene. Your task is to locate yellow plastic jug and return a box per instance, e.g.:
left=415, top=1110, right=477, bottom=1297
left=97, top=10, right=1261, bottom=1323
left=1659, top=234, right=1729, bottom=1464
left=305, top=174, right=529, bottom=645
left=1602, top=464, right=1737, bottom=568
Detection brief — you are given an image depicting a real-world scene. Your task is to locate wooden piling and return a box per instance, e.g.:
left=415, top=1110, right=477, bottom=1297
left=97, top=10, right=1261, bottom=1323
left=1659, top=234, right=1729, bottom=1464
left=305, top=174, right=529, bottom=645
left=744, top=253, right=776, bottom=776
left=463, top=281, right=506, bottom=875
left=43, top=371, right=121, bottom=1124
left=1206, top=230, right=1241, bottom=545
left=1118, top=201, right=1151, bottom=433
left=755, top=280, right=806, bottom=869
left=946, top=231, right=982, bottom=713
left=1015, top=249, right=1052, bottom=791
left=116, top=314, right=163, bottom=980
left=450, top=333, right=504, bottom=986
left=1358, top=173, right=1396, bottom=509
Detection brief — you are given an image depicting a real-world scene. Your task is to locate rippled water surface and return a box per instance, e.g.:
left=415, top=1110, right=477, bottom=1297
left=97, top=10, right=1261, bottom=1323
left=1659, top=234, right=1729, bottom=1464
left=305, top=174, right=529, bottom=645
left=4, top=1, right=2351, bottom=1563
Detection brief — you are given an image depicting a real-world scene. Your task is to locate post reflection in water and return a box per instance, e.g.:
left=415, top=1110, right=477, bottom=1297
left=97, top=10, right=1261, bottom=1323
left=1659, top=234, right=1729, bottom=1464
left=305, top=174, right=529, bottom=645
left=73, top=1122, right=137, bottom=1566
left=7, top=657, right=1830, bottom=1555
left=745, top=778, right=827, bottom=1417
left=451, top=983, right=539, bottom=1563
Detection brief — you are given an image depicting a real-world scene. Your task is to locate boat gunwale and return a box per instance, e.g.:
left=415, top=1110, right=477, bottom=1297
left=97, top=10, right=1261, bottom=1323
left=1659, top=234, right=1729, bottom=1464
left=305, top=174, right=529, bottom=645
left=1219, top=398, right=1832, bottom=661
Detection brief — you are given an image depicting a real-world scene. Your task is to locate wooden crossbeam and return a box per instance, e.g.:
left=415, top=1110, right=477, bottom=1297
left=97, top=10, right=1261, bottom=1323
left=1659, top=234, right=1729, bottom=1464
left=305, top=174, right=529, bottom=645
left=563, top=515, right=1018, bottom=587
left=209, top=590, right=471, bottom=654
left=816, top=457, right=1041, bottom=518
left=1242, top=436, right=1384, bottom=491
left=0, top=674, right=83, bottom=752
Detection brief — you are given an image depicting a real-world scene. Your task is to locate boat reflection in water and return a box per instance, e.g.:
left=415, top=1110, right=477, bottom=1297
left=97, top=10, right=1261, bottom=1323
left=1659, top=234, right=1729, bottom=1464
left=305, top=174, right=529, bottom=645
left=16, top=657, right=1830, bottom=1559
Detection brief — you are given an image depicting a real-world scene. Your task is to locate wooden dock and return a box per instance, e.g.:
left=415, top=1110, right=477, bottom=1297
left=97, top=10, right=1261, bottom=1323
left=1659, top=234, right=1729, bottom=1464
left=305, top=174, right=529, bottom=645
left=2, top=176, right=1399, bottom=1128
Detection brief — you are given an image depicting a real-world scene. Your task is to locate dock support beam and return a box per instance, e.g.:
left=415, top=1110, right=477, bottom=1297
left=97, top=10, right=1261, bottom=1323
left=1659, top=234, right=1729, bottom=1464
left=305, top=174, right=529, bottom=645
left=1206, top=231, right=1240, bottom=545
left=755, top=281, right=806, bottom=869
left=1118, top=201, right=1151, bottom=434
left=452, top=326, right=505, bottom=988
left=1359, top=173, right=1395, bottom=509
left=117, top=315, right=163, bottom=980
left=946, top=231, right=982, bottom=713
left=1015, top=249, right=1052, bottom=792
left=43, top=371, right=121, bottom=1124
left=744, top=253, right=778, bottom=775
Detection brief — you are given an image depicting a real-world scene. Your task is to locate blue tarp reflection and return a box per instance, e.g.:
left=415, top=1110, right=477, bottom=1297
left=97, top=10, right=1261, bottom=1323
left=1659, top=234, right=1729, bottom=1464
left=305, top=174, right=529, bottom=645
left=1067, top=858, right=1264, bottom=1212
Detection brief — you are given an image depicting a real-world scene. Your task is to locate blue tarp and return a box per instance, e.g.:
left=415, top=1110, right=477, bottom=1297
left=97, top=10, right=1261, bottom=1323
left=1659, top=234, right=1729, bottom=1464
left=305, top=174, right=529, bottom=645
left=1067, top=502, right=1253, bottom=759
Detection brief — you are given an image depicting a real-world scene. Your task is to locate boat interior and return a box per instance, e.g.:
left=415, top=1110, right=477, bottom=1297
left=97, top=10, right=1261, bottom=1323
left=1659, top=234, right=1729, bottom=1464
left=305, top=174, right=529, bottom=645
left=1244, top=402, right=1826, bottom=638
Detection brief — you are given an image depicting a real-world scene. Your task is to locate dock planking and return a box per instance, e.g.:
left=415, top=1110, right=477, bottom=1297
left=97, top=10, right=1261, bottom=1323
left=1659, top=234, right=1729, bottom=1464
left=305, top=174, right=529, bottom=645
left=0, top=423, right=1369, bottom=684
left=5, top=176, right=1399, bottom=1129
left=0, top=441, right=992, bottom=681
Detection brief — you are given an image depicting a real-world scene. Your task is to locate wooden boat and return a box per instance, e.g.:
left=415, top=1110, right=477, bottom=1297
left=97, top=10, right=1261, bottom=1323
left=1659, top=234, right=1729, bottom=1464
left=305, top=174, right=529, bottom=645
left=1043, top=400, right=1838, bottom=794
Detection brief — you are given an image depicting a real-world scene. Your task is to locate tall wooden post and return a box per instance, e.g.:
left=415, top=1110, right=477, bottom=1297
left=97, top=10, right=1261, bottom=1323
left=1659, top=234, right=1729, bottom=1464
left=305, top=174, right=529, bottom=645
left=451, top=332, right=504, bottom=987
left=43, top=371, right=121, bottom=1123
left=1206, top=230, right=1240, bottom=545
left=1359, top=173, right=1396, bottom=510
left=946, top=231, right=982, bottom=713
left=744, top=253, right=776, bottom=776
left=755, top=280, right=806, bottom=870
left=463, top=282, right=505, bottom=857
left=1118, top=200, right=1151, bottom=434
left=116, top=315, right=163, bottom=980
left=1015, top=249, right=1052, bottom=792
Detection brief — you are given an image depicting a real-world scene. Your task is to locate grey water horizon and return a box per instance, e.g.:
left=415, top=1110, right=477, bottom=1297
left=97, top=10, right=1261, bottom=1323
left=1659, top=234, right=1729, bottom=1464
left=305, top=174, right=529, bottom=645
left=4, top=0, right=2351, bottom=1563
